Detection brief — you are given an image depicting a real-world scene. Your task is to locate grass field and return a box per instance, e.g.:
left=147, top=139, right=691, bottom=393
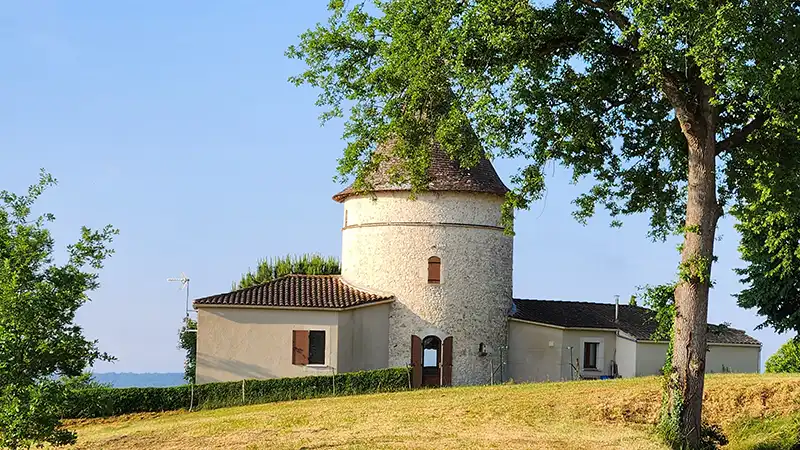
left=64, top=374, right=800, bottom=449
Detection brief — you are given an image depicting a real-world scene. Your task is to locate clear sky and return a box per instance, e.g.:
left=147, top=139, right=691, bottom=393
left=1, top=1, right=787, bottom=374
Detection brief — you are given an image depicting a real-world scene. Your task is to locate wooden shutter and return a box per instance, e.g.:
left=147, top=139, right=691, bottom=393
left=411, top=335, right=422, bottom=388
left=427, top=257, right=441, bottom=284
left=293, top=330, right=309, bottom=365
left=441, top=336, right=453, bottom=387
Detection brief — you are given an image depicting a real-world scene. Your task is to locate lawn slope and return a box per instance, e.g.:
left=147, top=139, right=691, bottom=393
left=65, top=374, right=800, bottom=450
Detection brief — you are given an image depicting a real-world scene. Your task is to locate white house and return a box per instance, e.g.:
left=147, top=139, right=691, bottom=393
left=193, top=144, right=761, bottom=386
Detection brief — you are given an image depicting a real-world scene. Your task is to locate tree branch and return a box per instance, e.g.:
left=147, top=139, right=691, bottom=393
left=716, top=113, right=768, bottom=155
left=576, top=0, right=631, bottom=31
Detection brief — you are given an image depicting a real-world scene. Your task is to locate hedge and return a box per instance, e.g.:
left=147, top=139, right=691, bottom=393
left=63, top=368, right=409, bottom=419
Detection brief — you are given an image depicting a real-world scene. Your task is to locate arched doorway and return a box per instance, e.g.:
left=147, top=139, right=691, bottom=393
left=410, top=335, right=453, bottom=388
left=421, top=336, right=441, bottom=387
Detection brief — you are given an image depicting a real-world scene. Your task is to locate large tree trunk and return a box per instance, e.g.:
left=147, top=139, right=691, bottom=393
left=670, top=90, right=720, bottom=447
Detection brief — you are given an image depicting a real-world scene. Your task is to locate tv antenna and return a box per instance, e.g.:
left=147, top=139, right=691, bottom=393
left=167, top=272, right=193, bottom=318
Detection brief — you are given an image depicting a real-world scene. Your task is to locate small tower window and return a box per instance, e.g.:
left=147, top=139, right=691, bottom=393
left=427, top=256, right=441, bottom=284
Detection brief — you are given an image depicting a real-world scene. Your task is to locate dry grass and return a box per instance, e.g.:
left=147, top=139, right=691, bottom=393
left=64, top=373, right=800, bottom=450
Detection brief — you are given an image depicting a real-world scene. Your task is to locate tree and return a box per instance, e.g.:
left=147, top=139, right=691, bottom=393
left=233, top=254, right=340, bottom=290
left=178, top=317, right=197, bottom=384
left=765, top=339, right=800, bottom=373
left=0, top=170, right=118, bottom=449
left=287, top=1, right=800, bottom=446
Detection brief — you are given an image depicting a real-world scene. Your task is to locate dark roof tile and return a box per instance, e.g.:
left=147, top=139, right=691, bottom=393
left=333, top=142, right=508, bottom=202
left=193, top=275, right=392, bottom=309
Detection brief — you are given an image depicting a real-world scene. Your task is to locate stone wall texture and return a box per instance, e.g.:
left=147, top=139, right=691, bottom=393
left=341, top=191, right=513, bottom=385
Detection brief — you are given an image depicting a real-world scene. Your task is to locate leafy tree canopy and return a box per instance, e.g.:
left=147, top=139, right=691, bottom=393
left=0, top=171, right=117, bottom=449
left=178, top=317, right=197, bottom=384
left=233, top=254, right=340, bottom=290
left=765, top=339, right=800, bottom=373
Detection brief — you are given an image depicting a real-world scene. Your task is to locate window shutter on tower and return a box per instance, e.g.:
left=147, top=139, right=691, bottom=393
left=293, top=330, right=309, bottom=365
left=410, top=335, right=422, bottom=388
left=441, top=336, right=453, bottom=386
left=427, top=257, right=441, bottom=283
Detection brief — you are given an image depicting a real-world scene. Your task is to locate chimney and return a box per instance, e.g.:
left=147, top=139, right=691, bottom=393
left=614, top=295, right=620, bottom=322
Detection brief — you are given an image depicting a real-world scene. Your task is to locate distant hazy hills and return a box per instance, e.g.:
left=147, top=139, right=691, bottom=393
left=92, top=372, right=185, bottom=388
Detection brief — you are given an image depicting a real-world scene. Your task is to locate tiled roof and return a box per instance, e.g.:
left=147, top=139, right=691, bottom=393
left=511, top=299, right=761, bottom=346
left=333, top=142, right=509, bottom=202
left=193, top=275, right=393, bottom=309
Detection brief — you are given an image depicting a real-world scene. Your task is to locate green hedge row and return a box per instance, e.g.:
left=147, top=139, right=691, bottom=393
left=63, top=368, right=410, bottom=419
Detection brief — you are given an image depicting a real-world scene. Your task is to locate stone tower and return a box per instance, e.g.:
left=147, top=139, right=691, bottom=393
left=334, top=143, right=513, bottom=386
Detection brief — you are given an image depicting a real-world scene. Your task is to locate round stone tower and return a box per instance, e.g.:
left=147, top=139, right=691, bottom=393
left=334, top=144, right=513, bottom=386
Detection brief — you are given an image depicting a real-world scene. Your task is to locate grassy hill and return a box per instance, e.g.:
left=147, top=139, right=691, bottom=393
left=65, top=374, right=800, bottom=450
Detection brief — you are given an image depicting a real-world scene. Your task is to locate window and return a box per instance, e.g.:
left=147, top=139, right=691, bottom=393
left=292, top=330, right=326, bottom=366
left=427, top=256, right=441, bottom=284
left=583, top=342, right=599, bottom=369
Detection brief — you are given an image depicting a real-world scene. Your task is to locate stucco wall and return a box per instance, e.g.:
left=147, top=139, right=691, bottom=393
left=507, top=321, right=564, bottom=382
left=195, top=304, right=390, bottom=384
left=562, top=329, right=618, bottom=378
left=635, top=342, right=669, bottom=376
left=706, top=344, right=761, bottom=373
left=196, top=307, right=339, bottom=383
left=341, top=191, right=513, bottom=385
left=615, top=335, right=637, bottom=378
left=337, top=303, right=391, bottom=373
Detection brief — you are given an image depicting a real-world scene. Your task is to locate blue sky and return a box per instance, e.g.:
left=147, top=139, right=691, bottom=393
left=0, top=1, right=786, bottom=373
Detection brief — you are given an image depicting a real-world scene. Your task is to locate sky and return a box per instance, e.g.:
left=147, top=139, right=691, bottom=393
left=0, top=1, right=788, bottom=374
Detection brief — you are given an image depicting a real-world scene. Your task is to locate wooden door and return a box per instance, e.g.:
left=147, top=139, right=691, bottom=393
left=411, top=335, right=422, bottom=388
left=441, top=336, right=453, bottom=386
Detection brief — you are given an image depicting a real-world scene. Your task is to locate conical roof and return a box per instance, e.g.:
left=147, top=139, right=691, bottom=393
left=332, top=142, right=509, bottom=202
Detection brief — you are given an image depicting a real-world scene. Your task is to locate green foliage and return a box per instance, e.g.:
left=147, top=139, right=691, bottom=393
left=62, top=368, right=409, bottom=419
left=287, top=0, right=800, bottom=239
left=733, top=148, right=800, bottom=335
left=725, top=413, right=800, bottom=450
left=678, top=255, right=714, bottom=285
left=234, top=254, right=341, bottom=290
left=178, top=317, right=197, bottom=384
left=0, top=170, right=118, bottom=449
left=765, top=339, right=800, bottom=373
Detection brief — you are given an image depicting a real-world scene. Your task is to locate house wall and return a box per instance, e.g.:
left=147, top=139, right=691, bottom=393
left=563, top=329, right=618, bottom=378
left=341, top=191, right=513, bottom=386
left=633, top=342, right=762, bottom=376
left=507, top=321, right=564, bottom=382
left=195, top=304, right=391, bottom=384
left=337, top=303, right=391, bottom=373
left=706, top=344, right=761, bottom=373
left=196, top=307, right=339, bottom=383
left=615, top=334, right=637, bottom=378
left=635, top=342, right=670, bottom=376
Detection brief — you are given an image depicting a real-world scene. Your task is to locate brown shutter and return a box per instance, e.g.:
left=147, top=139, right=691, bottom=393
left=410, top=335, right=422, bottom=388
left=441, top=336, right=453, bottom=387
left=293, top=330, right=309, bottom=365
left=427, top=257, right=441, bottom=284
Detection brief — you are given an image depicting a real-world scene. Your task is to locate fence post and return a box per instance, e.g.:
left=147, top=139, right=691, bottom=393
left=190, top=382, right=195, bottom=411
left=241, top=379, right=245, bottom=404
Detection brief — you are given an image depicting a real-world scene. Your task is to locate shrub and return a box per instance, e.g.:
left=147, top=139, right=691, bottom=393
left=63, top=368, right=409, bottom=419
left=765, top=339, right=800, bottom=373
